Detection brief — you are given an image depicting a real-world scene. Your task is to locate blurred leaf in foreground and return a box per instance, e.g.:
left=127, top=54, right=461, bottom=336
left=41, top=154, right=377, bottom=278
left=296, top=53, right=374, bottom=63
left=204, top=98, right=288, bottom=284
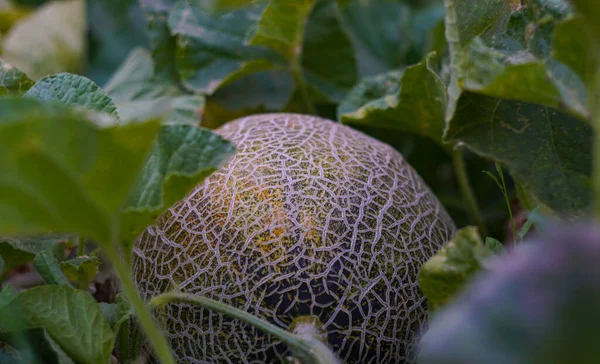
left=419, top=224, right=600, bottom=364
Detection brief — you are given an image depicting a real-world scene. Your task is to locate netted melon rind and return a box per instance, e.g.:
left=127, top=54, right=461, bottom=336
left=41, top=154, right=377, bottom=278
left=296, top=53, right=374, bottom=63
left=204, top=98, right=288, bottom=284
left=133, top=113, right=455, bottom=363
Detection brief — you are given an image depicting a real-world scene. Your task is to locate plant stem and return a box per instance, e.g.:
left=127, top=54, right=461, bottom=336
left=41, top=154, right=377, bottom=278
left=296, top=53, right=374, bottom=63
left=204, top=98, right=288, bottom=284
left=452, top=148, right=487, bottom=236
left=150, top=292, right=340, bottom=364
left=76, top=236, right=84, bottom=256
left=104, top=241, right=175, bottom=364
left=592, top=50, right=600, bottom=220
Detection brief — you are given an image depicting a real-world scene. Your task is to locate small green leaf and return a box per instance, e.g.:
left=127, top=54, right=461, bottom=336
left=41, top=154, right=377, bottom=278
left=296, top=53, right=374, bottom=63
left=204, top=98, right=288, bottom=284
left=0, top=240, right=35, bottom=275
left=8, top=285, right=114, bottom=364
left=100, top=295, right=132, bottom=333
left=518, top=204, right=542, bottom=240
left=33, top=251, right=69, bottom=286
left=59, top=256, right=100, bottom=287
left=1, top=0, right=85, bottom=80
left=0, top=236, right=67, bottom=278
left=419, top=226, right=495, bottom=310
left=338, top=53, right=446, bottom=145
left=0, top=58, right=34, bottom=95
left=24, top=73, right=119, bottom=118
left=120, top=123, right=235, bottom=247
left=0, top=97, right=160, bottom=243
left=484, top=237, right=504, bottom=254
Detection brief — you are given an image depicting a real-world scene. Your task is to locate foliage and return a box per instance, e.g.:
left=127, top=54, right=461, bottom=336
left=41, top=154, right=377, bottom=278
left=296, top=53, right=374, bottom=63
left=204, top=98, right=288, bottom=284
left=419, top=224, right=600, bottom=364
left=0, top=0, right=596, bottom=362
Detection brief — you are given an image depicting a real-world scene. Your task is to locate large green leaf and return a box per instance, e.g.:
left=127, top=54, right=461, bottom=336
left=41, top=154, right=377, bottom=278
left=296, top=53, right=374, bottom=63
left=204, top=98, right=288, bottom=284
left=552, top=16, right=595, bottom=84
left=25, top=73, right=119, bottom=118
left=571, top=0, right=600, bottom=45
left=104, top=47, right=204, bottom=124
left=0, top=97, right=160, bottom=243
left=302, top=0, right=357, bottom=103
left=120, top=123, right=235, bottom=247
left=339, top=0, right=444, bottom=77
left=457, top=1, right=586, bottom=120
left=250, top=0, right=315, bottom=61
left=168, top=0, right=276, bottom=94
left=1, top=0, right=85, bottom=80
left=442, top=0, right=592, bottom=215
left=86, top=0, right=149, bottom=84
left=419, top=224, right=600, bottom=364
left=445, top=93, right=592, bottom=214
left=338, top=53, right=446, bottom=145
left=0, top=58, right=33, bottom=95
left=419, top=226, right=495, bottom=310
left=9, top=285, right=114, bottom=364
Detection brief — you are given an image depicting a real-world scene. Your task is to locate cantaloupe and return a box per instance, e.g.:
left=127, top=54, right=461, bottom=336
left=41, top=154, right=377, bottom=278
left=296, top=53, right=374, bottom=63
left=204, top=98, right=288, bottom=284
left=133, top=113, right=455, bottom=363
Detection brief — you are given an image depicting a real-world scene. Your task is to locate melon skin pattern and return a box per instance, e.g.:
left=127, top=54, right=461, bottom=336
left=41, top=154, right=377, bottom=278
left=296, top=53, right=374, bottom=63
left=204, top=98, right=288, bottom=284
left=133, top=113, right=455, bottom=363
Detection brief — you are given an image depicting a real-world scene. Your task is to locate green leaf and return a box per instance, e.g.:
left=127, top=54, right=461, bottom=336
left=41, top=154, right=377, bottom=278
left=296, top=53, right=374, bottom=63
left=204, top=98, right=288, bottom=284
left=0, top=58, right=33, bottom=95
left=442, top=0, right=592, bottom=216
left=59, top=256, right=100, bottom=287
left=338, top=52, right=446, bottom=145
left=168, top=0, right=276, bottom=94
left=457, top=2, right=586, bottom=120
left=484, top=236, right=504, bottom=254
left=104, top=47, right=204, bottom=125
left=25, top=73, right=119, bottom=118
left=0, top=236, right=65, bottom=277
left=340, top=0, right=444, bottom=77
left=301, top=0, right=357, bottom=103
left=517, top=204, right=542, bottom=240
left=445, top=93, right=592, bottom=215
left=33, top=251, right=69, bottom=285
left=139, top=0, right=180, bottom=83
left=249, top=0, right=315, bottom=61
left=9, top=285, right=114, bottom=364
left=1, top=0, right=85, bottom=80
left=86, top=0, right=149, bottom=84
left=419, top=226, right=495, bottom=310
left=0, top=97, right=160, bottom=243
left=100, top=295, right=132, bottom=333
left=571, top=0, right=600, bottom=45
left=552, top=16, right=596, bottom=88
left=120, top=123, right=235, bottom=247
left=419, top=224, right=600, bottom=364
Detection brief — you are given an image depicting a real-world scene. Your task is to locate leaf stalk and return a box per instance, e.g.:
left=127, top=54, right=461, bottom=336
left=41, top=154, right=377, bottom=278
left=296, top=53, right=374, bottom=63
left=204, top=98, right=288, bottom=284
left=452, top=147, right=487, bottom=236
left=104, top=237, right=175, bottom=364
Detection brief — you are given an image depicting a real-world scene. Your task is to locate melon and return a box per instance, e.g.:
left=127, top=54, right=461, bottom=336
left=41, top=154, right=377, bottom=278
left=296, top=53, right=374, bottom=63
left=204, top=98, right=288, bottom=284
left=133, top=113, right=455, bottom=363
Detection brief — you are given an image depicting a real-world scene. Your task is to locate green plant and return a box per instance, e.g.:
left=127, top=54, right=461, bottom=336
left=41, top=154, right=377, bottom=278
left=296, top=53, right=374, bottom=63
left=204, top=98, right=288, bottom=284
left=0, top=0, right=596, bottom=363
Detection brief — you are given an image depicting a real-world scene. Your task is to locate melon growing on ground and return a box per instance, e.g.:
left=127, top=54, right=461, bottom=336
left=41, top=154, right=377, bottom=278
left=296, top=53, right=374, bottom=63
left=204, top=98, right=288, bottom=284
left=133, top=113, right=455, bottom=363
